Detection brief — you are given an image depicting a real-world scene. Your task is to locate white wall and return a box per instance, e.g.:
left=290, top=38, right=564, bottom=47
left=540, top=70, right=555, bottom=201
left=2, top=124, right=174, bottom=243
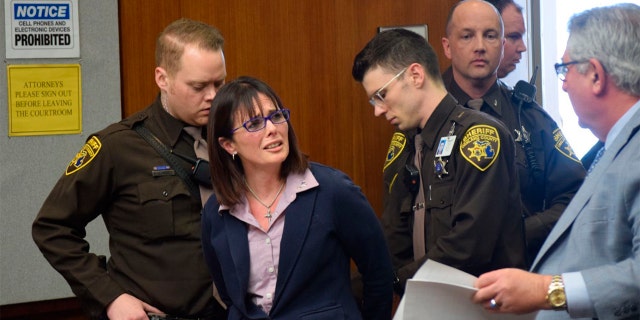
left=0, top=0, right=119, bottom=305
left=536, top=0, right=640, bottom=158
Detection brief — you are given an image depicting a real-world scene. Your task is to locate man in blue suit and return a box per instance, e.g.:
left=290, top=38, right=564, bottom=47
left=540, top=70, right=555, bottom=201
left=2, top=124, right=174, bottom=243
left=471, top=3, right=640, bottom=319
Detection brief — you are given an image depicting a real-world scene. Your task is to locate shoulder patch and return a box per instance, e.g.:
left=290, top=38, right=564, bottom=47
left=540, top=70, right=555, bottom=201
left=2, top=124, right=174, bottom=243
left=66, top=136, right=102, bottom=175
left=383, top=132, right=407, bottom=172
left=553, top=128, right=581, bottom=163
left=460, top=124, right=501, bottom=171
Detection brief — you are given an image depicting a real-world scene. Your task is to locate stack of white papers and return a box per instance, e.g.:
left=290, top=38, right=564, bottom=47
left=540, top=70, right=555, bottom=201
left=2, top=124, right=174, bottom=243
left=393, top=260, right=538, bottom=320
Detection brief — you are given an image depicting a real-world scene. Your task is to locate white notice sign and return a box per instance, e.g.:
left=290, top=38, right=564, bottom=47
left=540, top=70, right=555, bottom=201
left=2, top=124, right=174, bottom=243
left=4, top=0, right=80, bottom=58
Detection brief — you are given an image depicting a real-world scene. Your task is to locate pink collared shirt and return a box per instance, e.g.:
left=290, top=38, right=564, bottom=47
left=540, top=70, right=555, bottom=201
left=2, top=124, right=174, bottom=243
left=221, top=168, right=318, bottom=314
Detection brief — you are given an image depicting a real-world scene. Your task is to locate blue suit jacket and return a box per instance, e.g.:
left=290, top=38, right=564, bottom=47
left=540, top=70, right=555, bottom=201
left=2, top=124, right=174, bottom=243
left=201, top=163, right=393, bottom=320
left=531, top=107, right=640, bottom=319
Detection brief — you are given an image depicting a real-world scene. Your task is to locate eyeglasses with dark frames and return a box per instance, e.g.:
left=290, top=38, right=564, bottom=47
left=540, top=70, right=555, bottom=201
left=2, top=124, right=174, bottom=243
left=230, top=109, right=290, bottom=134
left=554, top=60, right=587, bottom=81
left=369, top=67, right=408, bottom=107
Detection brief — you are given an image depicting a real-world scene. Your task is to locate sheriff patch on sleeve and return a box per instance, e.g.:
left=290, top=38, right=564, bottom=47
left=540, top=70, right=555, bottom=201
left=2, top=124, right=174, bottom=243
left=460, top=125, right=500, bottom=171
left=383, top=132, right=407, bottom=172
left=553, top=128, right=581, bottom=163
left=66, top=136, right=102, bottom=175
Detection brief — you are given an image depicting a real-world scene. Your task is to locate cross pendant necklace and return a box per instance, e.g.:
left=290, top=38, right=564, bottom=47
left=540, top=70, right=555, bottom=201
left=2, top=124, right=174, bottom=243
left=245, top=178, right=286, bottom=223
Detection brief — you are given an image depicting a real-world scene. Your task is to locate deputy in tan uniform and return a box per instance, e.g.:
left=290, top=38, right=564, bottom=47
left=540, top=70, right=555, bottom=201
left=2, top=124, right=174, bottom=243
left=32, top=19, right=227, bottom=320
left=352, top=28, right=527, bottom=295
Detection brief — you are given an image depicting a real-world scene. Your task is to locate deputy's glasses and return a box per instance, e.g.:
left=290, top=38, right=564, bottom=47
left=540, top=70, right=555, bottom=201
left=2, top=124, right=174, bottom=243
left=554, top=61, right=586, bottom=81
left=231, top=109, right=290, bottom=133
left=369, top=67, right=408, bottom=107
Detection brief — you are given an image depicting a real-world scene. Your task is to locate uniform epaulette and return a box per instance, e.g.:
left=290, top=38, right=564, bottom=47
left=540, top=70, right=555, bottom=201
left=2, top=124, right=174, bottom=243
left=92, top=110, right=149, bottom=139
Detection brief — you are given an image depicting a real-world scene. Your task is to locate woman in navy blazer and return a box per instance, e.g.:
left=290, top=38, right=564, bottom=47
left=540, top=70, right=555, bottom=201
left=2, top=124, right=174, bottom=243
left=202, top=76, right=393, bottom=319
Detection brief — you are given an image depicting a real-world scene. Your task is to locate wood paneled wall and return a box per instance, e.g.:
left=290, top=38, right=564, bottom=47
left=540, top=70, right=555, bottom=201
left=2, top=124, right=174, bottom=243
left=118, top=0, right=458, bottom=215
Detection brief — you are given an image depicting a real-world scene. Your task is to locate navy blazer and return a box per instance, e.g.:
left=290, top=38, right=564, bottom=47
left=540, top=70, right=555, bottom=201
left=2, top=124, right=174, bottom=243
left=202, top=163, right=393, bottom=320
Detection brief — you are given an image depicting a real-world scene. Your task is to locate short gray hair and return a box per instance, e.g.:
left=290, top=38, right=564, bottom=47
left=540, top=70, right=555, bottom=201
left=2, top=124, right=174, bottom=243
left=567, top=3, right=640, bottom=96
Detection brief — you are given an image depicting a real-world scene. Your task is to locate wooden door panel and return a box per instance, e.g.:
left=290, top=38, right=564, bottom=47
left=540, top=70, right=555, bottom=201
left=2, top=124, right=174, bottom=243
left=119, top=0, right=458, bottom=214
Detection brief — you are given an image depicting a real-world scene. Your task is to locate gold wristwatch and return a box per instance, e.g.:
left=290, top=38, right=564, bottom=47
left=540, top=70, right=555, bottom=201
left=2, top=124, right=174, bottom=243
left=546, top=275, right=567, bottom=310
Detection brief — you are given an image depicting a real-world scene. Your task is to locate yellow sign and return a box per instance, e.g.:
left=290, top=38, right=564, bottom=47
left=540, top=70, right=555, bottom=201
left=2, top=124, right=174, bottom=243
left=7, top=64, right=82, bottom=136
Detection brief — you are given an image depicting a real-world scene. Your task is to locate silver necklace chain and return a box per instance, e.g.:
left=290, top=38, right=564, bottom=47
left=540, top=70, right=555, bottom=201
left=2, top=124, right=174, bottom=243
left=244, top=178, right=285, bottom=223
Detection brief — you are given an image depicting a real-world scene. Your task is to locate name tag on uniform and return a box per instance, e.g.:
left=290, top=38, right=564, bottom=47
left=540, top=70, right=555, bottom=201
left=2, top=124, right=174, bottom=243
left=435, top=136, right=456, bottom=157
left=152, top=165, right=175, bottom=177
